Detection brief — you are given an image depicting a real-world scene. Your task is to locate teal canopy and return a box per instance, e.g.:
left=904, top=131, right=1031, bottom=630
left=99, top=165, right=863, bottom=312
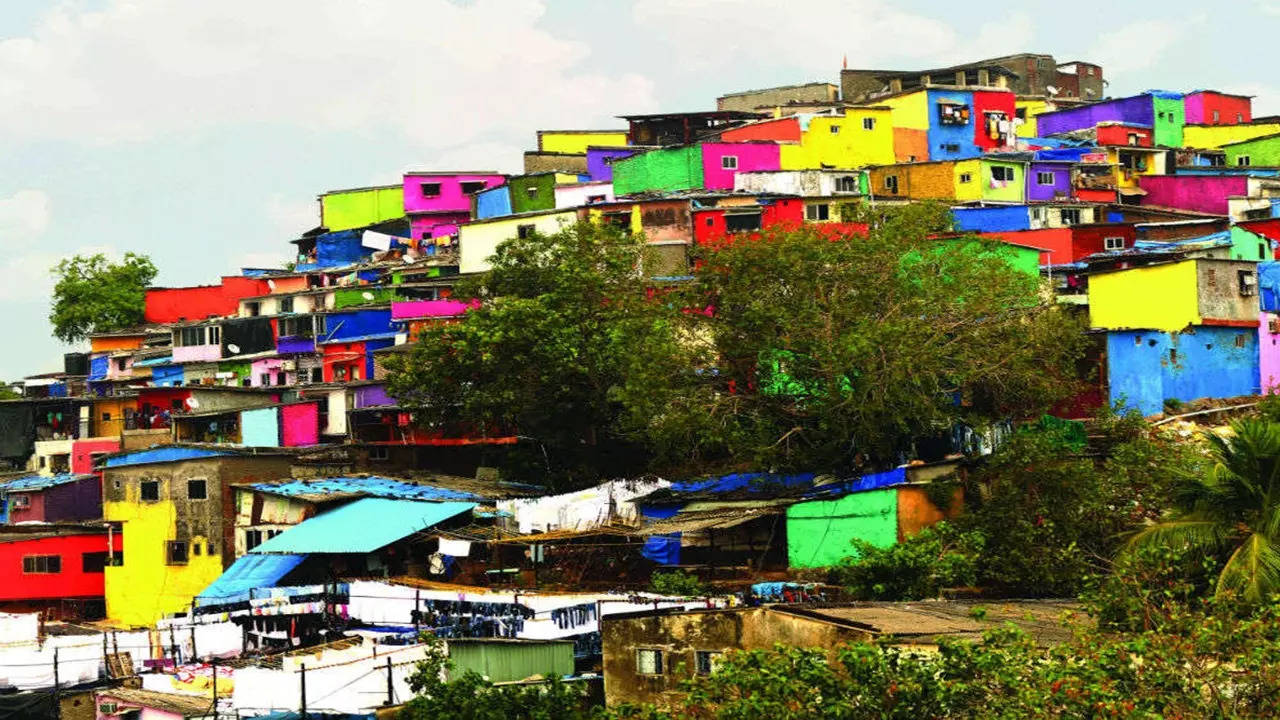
left=196, top=553, right=306, bottom=607
left=250, top=498, right=476, bottom=554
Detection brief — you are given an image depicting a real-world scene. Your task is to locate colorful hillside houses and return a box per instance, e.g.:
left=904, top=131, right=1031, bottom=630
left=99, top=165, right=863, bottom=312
left=875, top=86, right=1018, bottom=162
left=1035, top=90, right=1187, bottom=148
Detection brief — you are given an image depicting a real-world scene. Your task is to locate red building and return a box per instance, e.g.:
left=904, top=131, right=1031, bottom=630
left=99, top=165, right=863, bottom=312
left=693, top=198, right=804, bottom=245
left=719, top=116, right=802, bottom=143
left=971, top=89, right=1017, bottom=151
left=1184, top=90, right=1253, bottom=126
left=72, top=438, right=120, bottom=475
left=0, top=526, right=116, bottom=618
left=980, top=223, right=1136, bottom=265
left=144, top=276, right=271, bottom=324
left=1096, top=122, right=1153, bottom=147
left=322, top=341, right=368, bottom=382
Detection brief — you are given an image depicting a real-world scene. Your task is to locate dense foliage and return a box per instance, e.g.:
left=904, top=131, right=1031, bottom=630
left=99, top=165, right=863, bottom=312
left=1124, top=417, right=1280, bottom=603
left=829, top=523, right=983, bottom=600
left=382, top=223, right=700, bottom=488
left=649, top=570, right=708, bottom=596
left=387, top=207, right=1088, bottom=486
left=49, top=252, right=157, bottom=343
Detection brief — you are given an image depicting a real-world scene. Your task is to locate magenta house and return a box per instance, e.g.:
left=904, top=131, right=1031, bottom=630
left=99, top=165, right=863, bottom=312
left=402, top=172, right=506, bottom=240
left=1138, top=175, right=1248, bottom=215
left=701, top=142, right=781, bottom=190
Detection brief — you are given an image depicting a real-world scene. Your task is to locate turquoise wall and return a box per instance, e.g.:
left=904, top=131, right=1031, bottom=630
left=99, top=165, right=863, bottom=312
left=241, top=407, right=280, bottom=447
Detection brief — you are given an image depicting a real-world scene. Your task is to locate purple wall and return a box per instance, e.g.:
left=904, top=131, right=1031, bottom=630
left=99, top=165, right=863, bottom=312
left=1027, top=162, right=1073, bottom=201
left=586, top=148, right=637, bottom=182
left=277, top=336, right=316, bottom=354
left=1036, top=95, right=1154, bottom=136
left=43, top=477, right=102, bottom=523
left=1138, top=175, right=1247, bottom=215
left=354, top=384, right=395, bottom=409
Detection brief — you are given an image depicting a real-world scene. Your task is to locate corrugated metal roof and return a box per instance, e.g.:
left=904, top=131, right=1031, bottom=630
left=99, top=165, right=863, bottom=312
left=97, top=688, right=215, bottom=717
left=196, top=553, right=307, bottom=606
left=249, top=476, right=483, bottom=503
left=0, top=473, right=93, bottom=492
left=250, top=498, right=475, bottom=554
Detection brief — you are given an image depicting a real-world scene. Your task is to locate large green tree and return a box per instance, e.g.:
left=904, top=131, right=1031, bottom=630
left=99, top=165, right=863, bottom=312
left=382, top=223, right=700, bottom=488
left=1125, top=418, right=1280, bottom=604
left=49, top=252, right=157, bottom=343
left=644, top=202, right=1088, bottom=472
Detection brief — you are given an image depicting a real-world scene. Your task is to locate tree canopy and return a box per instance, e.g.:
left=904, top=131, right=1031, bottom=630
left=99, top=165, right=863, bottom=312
left=48, top=252, right=157, bottom=343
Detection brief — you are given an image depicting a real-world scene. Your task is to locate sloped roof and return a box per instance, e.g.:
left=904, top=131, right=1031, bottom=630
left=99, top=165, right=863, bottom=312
left=250, top=498, right=475, bottom=554
left=0, top=473, right=93, bottom=493
left=97, top=688, right=214, bottom=717
left=196, top=553, right=307, bottom=607
left=248, top=476, right=485, bottom=503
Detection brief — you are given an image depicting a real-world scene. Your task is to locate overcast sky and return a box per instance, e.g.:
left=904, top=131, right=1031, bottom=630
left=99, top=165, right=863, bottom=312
left=2, top=0, right=1279, bottom=380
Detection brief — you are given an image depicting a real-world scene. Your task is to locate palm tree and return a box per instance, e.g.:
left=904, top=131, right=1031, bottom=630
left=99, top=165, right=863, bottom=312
left=1124, top=418, right=1280, bottom=603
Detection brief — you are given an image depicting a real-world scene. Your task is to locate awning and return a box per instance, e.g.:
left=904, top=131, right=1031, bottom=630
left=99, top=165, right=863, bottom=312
left=1118, top=187, right=1148, bottom=196
left=196, top=553, right=306, bottom=607
left=251, top=498, right=476, bottom=554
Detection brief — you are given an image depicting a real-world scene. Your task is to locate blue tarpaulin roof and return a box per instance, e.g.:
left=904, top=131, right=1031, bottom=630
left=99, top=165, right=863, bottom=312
left=104, top=447, right=230, bottom=468
left=665, top=472, right=818, bottom=496
left=1261, top=261, right=1280, bottom=312
left=250, top=476, right=484, bottom=502
left=0, top=473, right=92, bottom=492
left=133, top=355, right=174, bottom=367
left=196, top=553, right=307, bottom=607
left=251, top=498, right=475, bottom=554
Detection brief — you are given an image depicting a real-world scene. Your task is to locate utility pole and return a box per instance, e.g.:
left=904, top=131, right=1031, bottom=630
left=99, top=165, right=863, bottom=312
left=300, top=663, right=307, bottom=720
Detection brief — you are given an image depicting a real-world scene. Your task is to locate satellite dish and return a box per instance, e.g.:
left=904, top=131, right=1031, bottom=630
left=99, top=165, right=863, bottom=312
left=227, top=343, right=241, bottom=354
left=1045, top=85, right=1059, bottom=96
left=267, top=279, right=276, bottom=290
left=186, top=397, right=200, bottom=409
left=361, top=291, right=375, bottom=301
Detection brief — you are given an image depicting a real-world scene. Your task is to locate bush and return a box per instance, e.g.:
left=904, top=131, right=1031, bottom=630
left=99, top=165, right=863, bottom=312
left=649, top=570, right=707, bottom=596
left=829, top=523, right=983, bottom=600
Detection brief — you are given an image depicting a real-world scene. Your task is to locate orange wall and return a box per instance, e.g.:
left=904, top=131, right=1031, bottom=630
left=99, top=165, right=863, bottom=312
left=893, top=128, right=929, bottom=162
left=90, top=336, right=145, bottom=353
left=720, top=117, right=802, bottom=143
left=269, top=277, right=310, bottom=294
left=896, top=485, right=963, bottom=541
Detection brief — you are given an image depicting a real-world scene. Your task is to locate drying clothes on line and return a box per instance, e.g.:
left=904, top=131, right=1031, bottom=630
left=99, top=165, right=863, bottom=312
left=549, top=603, right=597, bottom=630
left=438, top=538, right=471, bottom=557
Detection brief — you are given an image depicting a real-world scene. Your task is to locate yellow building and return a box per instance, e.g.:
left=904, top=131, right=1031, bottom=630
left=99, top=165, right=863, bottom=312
left=1105, top=146, right=1166, bottom=190
left=1088, top=258, right=1259, bottom=332
left=536, top=130, right=629, bottom=154
left=102, top=448, right=292, bottom=627
left=1183, top=122, right=1280, bottom=149
left=458, top=209, right=580, bottom=274
left=778, top=108, right=895, bottom=169
left=1015, top=98, right=1052, bottom=138
left=318, top=184, right=404, bottom=232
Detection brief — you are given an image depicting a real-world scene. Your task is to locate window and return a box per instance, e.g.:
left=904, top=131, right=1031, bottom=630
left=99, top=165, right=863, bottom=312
left=460, top=181, right=486, bottom=194
left=862, top=117, right=875, bottom=130
left=82, top=552, right=107, bottom=573
left=1238, top=113, right=1245, bottom=122
left=369, top=446, right=390, bottom=461
left=958, top=172, right=973, bottom=184
left=1104, top=236, right=1125, bottom=251
left=1238, top=155, right=1252, bottom=167
left=1213, top=110, right=1220, bottom=123
left=525, top=186, right=538, bottom=199
left=279, top=297, right=295, bottom=313
left=209, top=326, right=221, bottom=345
left=1060, top=208, right=1081, bottom=225
left=140, top=480, right=159, bottom=502
left=636, top=649, right=664, bottom=675
left=245, top=302, right=260, bottom=317
left=884, top=175, right=899, bottom=194
left=420, top=183, right=441, bottom=197
left=941, top=143, right=960, bottom=153
left=695, top=651, right=722, bottom=676
left=193, top=543, right=202, bottom=556
left=166, top=541, right=188, bottom=565
left=721, top=155, right=738, bottom=170
left=259, top=373, right=271, bottom=386
left=1157, top=111, right=1166, bottom=120
left=187, top=479, right=207, bottom=500
left=835, top=176, right=859, bottom=192
left=724, top=213, right=762, bottom=232
left=101, top=412, right=111, bottom=422
left=1036, top=171, right=1055, bottom=186
left=991, top=166, right=1015, bottom=182
left=310, top=368, right=323, bottom=383
left=114, top=357, right=127, bottom=371
left=10, top=495, right=29, bottom=509
left=178, top=327, right=206, bottom=347
left=1236, top=334, right=1249, bottom=348
left=23, top=555, right=60, bottom=574
left=805, top=204, right=830, bottom=221
left=1128, top=133, right=1140, bottom=145
left=276, top=371, right=287, bottom=386
left=516, top=224, right=535, bottom=239
left=279, top=315, right=315, bottom=338
left=1240, top=270, right=1258, bottom=296
left=587, top=195, right=606, bottom=204
left=829, top=125, right=841, bottom=134
left=1169, top=348, right=1178, bottom=363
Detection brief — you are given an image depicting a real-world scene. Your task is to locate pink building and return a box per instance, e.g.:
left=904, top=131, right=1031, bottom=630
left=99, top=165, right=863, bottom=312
left=281, top=402, right=320, bottom=446
left=701, top=142, right=781, bottom=190
left=1138, top=175, right=1248, bottom=216
left=250, top=357, right=293, bottom=387
left=1262, top=312, right=1280, bottom=393
left=402, top=172, right=506, bottom=240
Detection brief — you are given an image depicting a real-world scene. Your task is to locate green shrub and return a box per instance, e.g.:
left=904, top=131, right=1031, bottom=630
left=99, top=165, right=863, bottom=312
left=649, top=570, right=707, bottom=596
left=829, top=523, right=983, bottom=600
